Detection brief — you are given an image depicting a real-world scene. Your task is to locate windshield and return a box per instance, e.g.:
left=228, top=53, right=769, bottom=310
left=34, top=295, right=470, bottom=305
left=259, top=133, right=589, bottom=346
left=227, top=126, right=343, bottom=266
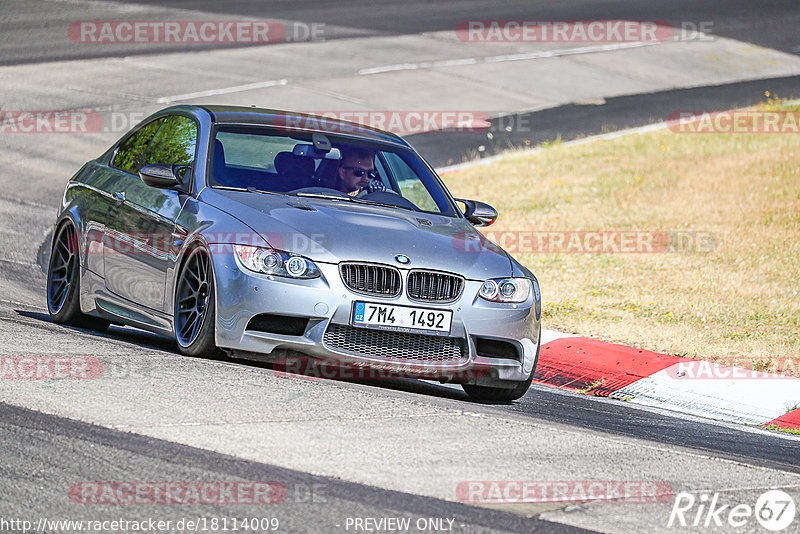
left=209, top=126, right=457, bottom=216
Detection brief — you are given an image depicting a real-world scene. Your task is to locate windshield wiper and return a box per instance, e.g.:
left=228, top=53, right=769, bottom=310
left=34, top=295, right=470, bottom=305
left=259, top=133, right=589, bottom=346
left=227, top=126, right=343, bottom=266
left=213, top=185, right=248, bottom=192
left=292, top=191, right=418, bottom=212
left=246, top=186, right=280, bottom=196
left=212, top=185, right=277, bottom=196
left=293, top=192, right=352, bottom=201
left=348, top=197, right=417, bottom=212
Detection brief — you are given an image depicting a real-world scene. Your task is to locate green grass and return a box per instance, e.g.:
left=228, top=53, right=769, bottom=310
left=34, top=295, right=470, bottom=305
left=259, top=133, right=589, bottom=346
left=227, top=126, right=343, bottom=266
left=441, top=98, right=800, bottom=376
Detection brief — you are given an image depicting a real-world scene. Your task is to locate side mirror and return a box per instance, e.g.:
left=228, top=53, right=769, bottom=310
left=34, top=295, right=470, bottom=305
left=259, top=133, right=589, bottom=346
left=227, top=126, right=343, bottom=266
left=139, top=163, right=187, bottom=189
left=456, top=198, right=498, bottom=227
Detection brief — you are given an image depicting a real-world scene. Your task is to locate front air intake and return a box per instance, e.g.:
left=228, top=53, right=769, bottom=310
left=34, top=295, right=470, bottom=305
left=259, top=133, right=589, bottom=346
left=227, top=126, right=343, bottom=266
left=246, top=314, right=309, bottom=336
left=475, top=337, right=521, bottom=362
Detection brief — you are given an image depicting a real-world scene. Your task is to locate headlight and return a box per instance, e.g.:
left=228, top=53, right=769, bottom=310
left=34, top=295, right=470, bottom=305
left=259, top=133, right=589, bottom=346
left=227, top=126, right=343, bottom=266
left=234, top=245, right=320, bottom=279
left=478, top=278, right=531, bottom=303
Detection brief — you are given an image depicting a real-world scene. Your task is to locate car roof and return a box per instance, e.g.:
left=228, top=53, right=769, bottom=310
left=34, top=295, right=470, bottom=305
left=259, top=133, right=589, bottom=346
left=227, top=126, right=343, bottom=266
left=191, top=105, right=410, bottom=147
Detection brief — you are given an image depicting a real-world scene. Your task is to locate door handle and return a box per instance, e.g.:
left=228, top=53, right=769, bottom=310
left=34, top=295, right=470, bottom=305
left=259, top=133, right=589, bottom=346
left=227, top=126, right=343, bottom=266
left=171, top=232, right=185, bottom=248
left=113, top=191, right=126, bottom=204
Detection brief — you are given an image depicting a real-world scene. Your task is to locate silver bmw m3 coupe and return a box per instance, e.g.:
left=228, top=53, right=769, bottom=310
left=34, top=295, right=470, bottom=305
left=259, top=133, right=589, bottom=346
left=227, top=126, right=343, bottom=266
left=47, top=105, right=541, bottom=401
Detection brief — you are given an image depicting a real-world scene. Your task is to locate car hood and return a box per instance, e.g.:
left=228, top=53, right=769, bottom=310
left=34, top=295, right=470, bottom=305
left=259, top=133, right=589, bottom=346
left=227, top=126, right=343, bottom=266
left=200, top=189, right=512, bottom=279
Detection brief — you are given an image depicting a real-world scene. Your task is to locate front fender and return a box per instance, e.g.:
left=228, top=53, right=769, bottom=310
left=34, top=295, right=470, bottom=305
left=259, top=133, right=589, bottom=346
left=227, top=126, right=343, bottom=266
left=167, top=197, right=270, bottom=318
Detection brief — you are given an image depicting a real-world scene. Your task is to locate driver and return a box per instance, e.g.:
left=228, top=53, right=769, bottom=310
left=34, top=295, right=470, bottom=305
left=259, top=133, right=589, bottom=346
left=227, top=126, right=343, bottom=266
left=335, top=146, right=386, bottom=196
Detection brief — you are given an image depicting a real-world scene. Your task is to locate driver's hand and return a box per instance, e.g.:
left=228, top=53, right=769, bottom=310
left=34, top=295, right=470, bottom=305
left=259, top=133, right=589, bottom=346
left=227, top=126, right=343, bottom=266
left=364, top=179, right=386, bottom=193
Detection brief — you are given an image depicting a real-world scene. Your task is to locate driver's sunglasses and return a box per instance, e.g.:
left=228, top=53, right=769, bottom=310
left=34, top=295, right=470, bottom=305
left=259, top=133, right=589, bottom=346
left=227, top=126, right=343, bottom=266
left=343, top=166, right=379, bottom=180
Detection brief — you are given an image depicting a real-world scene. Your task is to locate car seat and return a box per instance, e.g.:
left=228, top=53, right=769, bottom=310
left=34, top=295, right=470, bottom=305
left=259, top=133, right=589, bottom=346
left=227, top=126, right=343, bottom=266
left=274, top=152, right=315, bottom=190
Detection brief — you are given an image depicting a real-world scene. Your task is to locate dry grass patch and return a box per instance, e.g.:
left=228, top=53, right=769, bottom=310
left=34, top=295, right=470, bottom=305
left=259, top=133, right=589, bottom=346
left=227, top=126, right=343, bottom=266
left=441, top=103, right=800, bottom=375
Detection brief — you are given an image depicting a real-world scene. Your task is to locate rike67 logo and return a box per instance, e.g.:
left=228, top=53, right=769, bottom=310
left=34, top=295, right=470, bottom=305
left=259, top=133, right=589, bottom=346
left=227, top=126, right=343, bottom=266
left=668, top=490, right=796, bottom=531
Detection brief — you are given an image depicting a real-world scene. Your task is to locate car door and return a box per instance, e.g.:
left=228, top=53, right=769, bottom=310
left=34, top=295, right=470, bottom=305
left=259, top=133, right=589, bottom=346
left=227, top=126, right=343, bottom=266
left=103, top=114, right=197, bottom=312
left=81, top=118, right=165, bottom=278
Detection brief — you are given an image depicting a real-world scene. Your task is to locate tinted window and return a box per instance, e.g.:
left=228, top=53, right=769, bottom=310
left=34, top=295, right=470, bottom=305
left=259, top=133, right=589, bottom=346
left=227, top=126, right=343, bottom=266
left=112, top=118, right=165, bottom=173
left=141, top=115, right=198, bottom=167
left=380, top=152, right=439, bottom=213
left=217, top=131, right=297, bottom=171
left=211, top=127, right=456, bottom=216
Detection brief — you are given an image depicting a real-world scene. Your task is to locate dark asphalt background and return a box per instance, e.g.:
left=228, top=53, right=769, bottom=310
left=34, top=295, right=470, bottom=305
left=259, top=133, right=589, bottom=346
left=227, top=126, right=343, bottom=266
left=410, top=75, right=800, bottom=166
left=2, top=1, right=799, bottom=531
left=1, top=401, right=589, bottom=534
left=2, top=0, right=799, bottom=65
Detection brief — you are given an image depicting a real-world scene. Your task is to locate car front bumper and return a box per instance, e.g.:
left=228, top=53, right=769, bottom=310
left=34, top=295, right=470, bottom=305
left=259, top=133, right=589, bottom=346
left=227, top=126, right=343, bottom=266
left=211, top=250, right=540, bottom=388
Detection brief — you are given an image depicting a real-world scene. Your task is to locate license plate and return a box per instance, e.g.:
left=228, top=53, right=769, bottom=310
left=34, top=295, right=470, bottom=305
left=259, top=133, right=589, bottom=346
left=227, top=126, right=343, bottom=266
left=352, top=302, right=452, bottom=336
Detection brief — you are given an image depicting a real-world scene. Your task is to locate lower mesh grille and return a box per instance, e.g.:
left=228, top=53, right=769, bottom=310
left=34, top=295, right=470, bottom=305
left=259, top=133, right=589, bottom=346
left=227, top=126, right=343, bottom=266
left=323, top=324, right=464, bottom=363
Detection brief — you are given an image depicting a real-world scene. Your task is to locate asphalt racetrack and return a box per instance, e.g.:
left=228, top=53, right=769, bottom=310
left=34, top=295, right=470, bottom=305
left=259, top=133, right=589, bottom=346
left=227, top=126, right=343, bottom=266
left=1, top=1, right=799, bottom=533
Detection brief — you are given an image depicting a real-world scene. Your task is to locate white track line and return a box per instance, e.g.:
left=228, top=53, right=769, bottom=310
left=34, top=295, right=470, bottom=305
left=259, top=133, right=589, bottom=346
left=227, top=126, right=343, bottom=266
left=154, top=39, right=681, bottom=105
left=156, top=78, right=288, bottom=104
left=540, top=329, right=576, bottom=345
left=358, top=41, right=662, bottom=75
left=359, top=57, right=479, bottom=75
left=155, top=41, right=669, bottom=103
left=614, top=364, right=800, bottom=425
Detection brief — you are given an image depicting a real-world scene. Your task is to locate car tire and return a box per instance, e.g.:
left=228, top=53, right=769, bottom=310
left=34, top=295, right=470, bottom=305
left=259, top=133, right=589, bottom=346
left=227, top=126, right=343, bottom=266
left=47, top=221, right=110, bottom=331
left=462, top=336, right=540, bottom=402
left=174, top=246, right=224, bottom=359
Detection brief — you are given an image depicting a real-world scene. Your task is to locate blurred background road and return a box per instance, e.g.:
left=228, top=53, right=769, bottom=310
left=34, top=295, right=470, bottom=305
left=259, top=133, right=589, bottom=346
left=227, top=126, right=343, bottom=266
left=1, top=2, right=800, bottom=532
left=4, top=0, right=800, bottom=63
left=3, top=0, right=800, bottom=168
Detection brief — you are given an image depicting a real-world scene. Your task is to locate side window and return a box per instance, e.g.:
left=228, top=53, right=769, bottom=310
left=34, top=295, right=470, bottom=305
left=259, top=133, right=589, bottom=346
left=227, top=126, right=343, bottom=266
left=112, top=118, right=165, bottom=173
left=381, top=152, right=440, bottom=212
left=215, top=131, right=297, bottom=171
left=141, top=115, right=198, bottom=168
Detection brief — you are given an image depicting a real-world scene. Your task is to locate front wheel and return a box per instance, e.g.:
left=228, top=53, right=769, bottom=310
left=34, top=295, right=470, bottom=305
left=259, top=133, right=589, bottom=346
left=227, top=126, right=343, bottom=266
left=47, top=221, right=109, bottom=331
left=462, top=338, right=540, bottom=402
left=174, top=246, right=223, bottom=359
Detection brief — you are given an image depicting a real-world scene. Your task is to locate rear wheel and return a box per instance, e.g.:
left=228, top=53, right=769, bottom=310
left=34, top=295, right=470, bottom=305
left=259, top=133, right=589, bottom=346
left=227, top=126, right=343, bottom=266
left=47, top=221, right=109, bottom=331
left=462, top=338, right=540, bottom=402
left=174, top=246, right=222, bottom=358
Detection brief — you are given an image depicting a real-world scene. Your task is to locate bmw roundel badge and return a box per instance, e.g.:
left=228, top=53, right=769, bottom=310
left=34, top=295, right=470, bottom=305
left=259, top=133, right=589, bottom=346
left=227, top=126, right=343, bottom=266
left=394, top=254, right=411, bottom=265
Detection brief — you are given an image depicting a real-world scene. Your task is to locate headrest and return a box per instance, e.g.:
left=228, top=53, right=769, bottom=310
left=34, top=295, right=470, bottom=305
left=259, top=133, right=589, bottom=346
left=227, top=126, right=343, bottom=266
left=212, top=140, right=227, bottom=182
left=214, top=140, right=226, bottom=163
left=274, top=151, right=314, bottom=177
